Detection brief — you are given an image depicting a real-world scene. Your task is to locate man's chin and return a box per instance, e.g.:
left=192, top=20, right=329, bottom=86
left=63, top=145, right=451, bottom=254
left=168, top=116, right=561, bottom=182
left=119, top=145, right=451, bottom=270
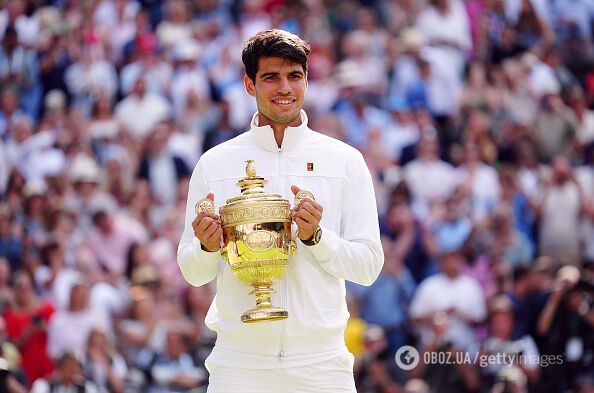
left=274, top=112, right=301, bottom=126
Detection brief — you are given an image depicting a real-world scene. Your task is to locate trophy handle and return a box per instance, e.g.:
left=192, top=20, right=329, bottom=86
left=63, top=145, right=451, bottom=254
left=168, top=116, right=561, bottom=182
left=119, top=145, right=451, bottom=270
left=195, top=197, right=215, bottom=215
left=195, top=197, right=226, bottom=255
left=291, top=190, right=315, bottom=250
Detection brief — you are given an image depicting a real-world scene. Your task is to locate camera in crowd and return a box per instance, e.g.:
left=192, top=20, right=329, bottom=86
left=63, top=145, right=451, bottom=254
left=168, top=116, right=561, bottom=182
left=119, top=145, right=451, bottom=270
left=491, top=367, right=528, bottom=393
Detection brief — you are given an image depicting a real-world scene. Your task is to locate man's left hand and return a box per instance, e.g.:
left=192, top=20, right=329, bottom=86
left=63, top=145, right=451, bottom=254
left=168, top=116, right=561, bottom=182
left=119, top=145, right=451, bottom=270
left=291, top=185, right=323, bottom=241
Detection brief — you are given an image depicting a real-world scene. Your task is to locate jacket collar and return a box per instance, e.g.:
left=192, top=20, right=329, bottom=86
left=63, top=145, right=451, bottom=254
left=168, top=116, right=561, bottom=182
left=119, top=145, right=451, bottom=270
left=250, top=110, right=310, bottom=152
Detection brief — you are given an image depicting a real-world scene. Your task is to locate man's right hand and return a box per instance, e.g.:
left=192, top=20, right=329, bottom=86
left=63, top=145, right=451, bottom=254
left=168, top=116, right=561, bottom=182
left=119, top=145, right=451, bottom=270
left=192, top=193, right=223, bottom=252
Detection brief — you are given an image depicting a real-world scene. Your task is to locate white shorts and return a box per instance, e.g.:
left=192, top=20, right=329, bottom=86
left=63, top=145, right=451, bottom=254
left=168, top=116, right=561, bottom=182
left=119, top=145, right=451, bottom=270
left=206, top=352, right=356, bottom=393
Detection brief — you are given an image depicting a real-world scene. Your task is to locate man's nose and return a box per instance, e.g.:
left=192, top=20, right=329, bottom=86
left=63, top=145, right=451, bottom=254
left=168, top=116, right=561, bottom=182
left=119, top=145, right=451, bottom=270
left=277, top=77, right=291, bottom=94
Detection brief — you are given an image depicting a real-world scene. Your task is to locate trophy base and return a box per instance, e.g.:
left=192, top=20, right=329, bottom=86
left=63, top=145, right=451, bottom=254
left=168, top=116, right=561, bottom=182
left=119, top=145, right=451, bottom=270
left=241, top=307, right=288, bottom=323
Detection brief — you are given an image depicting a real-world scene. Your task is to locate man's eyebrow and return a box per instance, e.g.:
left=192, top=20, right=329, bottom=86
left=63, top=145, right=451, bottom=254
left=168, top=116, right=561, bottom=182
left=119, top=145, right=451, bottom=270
left=260, top=72, right=279, bottom=78
left=259, top=70, right=304, bottom=78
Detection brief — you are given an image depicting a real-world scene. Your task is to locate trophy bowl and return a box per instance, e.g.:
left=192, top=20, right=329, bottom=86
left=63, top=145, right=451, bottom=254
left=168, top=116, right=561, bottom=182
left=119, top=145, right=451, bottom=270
left=196, top=160, right=313, bottom=323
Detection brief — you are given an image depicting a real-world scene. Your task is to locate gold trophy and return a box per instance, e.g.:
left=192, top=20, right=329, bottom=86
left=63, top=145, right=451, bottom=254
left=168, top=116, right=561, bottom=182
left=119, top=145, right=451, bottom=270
left=195, top=160, right=313, bottom=323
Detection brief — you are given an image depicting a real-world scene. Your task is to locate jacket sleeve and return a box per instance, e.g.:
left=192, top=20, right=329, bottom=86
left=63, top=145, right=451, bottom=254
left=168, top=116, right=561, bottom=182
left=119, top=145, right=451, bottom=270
left=302, top=151, right=384, bottom=286
left=177, top=159, right=221, bottom=287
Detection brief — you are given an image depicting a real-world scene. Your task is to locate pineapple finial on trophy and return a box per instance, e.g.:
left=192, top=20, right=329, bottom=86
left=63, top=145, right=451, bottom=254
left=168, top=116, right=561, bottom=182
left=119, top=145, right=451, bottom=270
left=238, top=160, right=267, bottom=194
left=246, top=160, right=257, bottom=178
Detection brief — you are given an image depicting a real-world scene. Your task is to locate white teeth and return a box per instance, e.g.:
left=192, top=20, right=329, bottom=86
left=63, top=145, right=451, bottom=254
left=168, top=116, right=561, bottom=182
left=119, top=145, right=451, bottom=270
left=275, top=100, right=293, bottom=104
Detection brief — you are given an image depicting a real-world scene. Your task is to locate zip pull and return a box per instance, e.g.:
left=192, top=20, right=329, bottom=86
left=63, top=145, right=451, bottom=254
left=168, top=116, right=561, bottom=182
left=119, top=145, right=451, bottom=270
left=277, top=349, right=285, bottom=360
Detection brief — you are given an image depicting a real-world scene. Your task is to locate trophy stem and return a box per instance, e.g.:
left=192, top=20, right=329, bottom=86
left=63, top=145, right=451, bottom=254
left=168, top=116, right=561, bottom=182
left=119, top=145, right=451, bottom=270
left=253, top=284, right=274, bottom=309
left=241, top=282, right=288, bottom=323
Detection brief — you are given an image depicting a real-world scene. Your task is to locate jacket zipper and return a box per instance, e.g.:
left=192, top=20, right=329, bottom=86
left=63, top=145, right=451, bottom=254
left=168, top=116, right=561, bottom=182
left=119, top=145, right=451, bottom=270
left=277, top=147, right=287, bottom=360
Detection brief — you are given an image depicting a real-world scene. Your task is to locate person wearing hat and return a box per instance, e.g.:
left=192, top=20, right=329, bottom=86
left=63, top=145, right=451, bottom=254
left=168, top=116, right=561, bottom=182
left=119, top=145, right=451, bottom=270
left=61, top=154, right=117, bottom=234
left=178, top=29, right=383, bottom=392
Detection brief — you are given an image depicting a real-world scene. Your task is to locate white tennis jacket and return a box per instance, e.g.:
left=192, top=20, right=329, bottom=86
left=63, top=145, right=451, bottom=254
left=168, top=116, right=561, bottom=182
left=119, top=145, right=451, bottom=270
left=177, top=111, right=384, bottom=369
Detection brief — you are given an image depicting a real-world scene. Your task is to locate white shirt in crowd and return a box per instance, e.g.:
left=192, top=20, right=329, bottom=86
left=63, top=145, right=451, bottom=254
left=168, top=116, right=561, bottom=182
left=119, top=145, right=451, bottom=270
left=115, top=93, right=171, bottom=138
left=171, top=67, right=211, bottom=120
left=410, top=273, right=486, bottom=352
left=538, top=181, right=582, bottom=261
left=455, top=163, right=502, bottom=221
left=47, top=308, right=111, bottom=361
left=575, top=110, right=594, bottom=145
left=416, top=0, right=471, bottom=115
left=403, top=158, right=458, bottom=217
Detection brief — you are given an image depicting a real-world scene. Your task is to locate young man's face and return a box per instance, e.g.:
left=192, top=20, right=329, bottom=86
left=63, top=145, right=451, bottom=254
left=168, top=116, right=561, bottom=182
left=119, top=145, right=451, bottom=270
left=244, top=56, right=307, bottom=129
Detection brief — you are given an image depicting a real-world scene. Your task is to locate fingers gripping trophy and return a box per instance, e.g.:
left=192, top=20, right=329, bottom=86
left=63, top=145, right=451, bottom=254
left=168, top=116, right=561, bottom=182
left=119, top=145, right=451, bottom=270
left=195, top=160, right=314, bottom=323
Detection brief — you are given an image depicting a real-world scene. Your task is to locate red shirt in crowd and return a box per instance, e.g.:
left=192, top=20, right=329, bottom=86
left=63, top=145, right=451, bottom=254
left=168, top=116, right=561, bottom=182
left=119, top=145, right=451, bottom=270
left=4, top=300, right=56, bottom=385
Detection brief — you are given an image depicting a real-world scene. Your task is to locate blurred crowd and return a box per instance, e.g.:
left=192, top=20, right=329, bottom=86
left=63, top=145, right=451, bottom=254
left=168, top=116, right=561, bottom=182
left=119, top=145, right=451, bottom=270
left=0, top=0, right=594, bottom=392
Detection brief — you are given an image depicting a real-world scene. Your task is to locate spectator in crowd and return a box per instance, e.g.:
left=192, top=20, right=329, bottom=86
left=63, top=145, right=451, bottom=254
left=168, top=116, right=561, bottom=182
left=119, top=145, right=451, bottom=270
left=37, top=29, right=71, bottom=104
left=136, top=122, right=190, bottom=206
left=135, top=327, right=206, bottom=393
left=0, top=357, right=26, bottom=393
left=0, top=258, right=14, bottom=313
left=536, top=156, right=586, bottom=266
left=30, top=351, right=98, bottom=393
left=455, top=141, right=501, bottom=221
left=170, top=40, right=210, bottom=120
left=3, top=271, right=54, bottom=386
left=507, top=266, right=541, bottom=339
left=485, top=204, right=533, bottom=268
left=156, top=1, right=193, bottom=51
left=47, top=281, right=109, bottom=362
left=65, top=45, right=117, bottom=117
left=119, top=31, right=172, bottom=96
left=425, top=191, right=473, bottom=256
left=82, top=327, right=127, bottom=393
left=0, top=204, right=21, bottom=273
left=354, top=325, right=404, bottom=393
left=532, top=87, right=577, bottom=163
left=409, top=311, right=480, bottom=393
left=569, top=87, right=594, bottom=154
left=480, top=295, right=540, bottom=386
left=415, top=0, right=472, bottom=121
left=512, top=0, right=555, bottom=51
left=536, top=265, right=594, bottom=393
left=403, top=132, right=458, bottom=218
left=498, top=165, right=535, bottom=248
left=62, top=154, right=117, bottom=234
left=34, top=241, right=80, bottom=311
left=0, top=25, right=41, bottom=120
left=114, top=76, right=171, bottom=139
left=410, top=249, right=486, bottom=353
left=86, top=202, right=148, bottom=278
left=118, top=285, right=166, bottom=363
left=380, top=189, right=435, bottom=283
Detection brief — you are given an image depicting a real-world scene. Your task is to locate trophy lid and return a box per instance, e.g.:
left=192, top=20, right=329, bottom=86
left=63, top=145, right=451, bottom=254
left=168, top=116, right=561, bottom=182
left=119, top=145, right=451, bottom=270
left=224, top=160, right=283, bottom=204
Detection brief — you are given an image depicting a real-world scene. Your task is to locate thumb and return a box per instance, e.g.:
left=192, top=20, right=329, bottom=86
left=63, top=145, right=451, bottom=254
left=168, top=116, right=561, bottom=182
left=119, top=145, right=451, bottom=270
left=206, top=192, right=215, bottom=201
left=290, top=185, right=301, bottom=196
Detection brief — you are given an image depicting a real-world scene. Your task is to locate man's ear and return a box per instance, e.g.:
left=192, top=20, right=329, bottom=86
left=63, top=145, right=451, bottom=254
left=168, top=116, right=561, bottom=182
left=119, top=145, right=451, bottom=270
left=244, top=74, right=256, bottom=97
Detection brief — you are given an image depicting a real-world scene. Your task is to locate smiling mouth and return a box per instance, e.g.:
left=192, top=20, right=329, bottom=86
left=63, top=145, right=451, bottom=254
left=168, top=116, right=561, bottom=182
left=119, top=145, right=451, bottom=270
left=272, top=98, right=296, bottom=105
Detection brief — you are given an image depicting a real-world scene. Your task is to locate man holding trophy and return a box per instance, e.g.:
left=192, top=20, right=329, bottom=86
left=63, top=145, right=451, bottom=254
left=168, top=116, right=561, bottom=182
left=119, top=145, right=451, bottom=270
left=177, top=29, right=384, bottom=392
